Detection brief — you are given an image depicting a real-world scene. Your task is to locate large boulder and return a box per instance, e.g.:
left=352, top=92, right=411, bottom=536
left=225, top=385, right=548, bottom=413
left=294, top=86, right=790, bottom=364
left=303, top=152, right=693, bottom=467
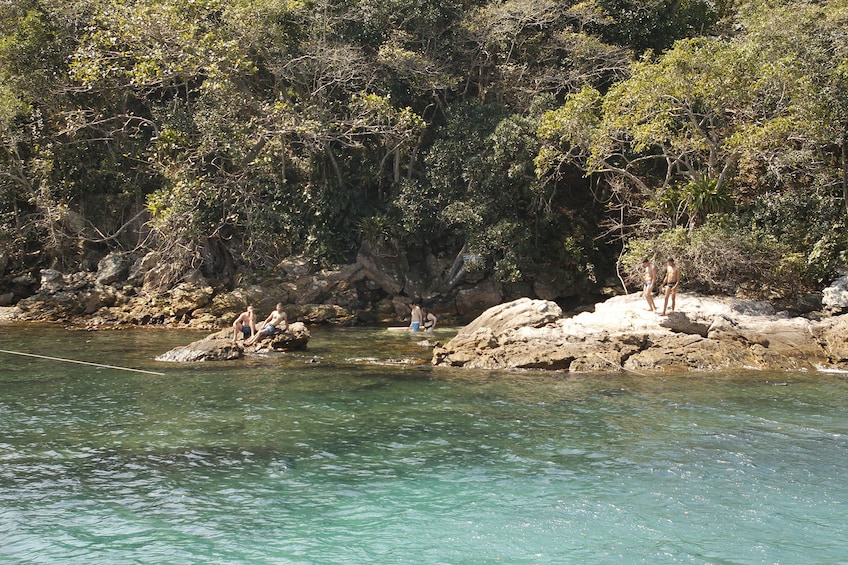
left=460, top=297, right=562, bottom=334
left=38, top=269, right=65, bottom=293
left=155, top=334, right=245, bottom=362
left=357, top=240, right=408, bottom=295
left=822, top=275, right=848, bottom=311
left=127, top=251, right=162, bottom=286
left=167, top=280, right=214, bottom=318
left=433, top=293, right=846, bottom=373
left=96, top=251, right=131, bottom=285
left=252, top=321, right=311, bottom=352
left=156, top=322, right=311, bottom=362
left=811, top=315, right=848, bottom=362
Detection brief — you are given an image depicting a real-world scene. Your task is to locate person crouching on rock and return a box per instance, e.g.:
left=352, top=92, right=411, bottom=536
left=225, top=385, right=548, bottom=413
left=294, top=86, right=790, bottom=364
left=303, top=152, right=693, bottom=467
left=232, top=305, right=257, bottom=342
left=246, top=303, right=288, bottom=346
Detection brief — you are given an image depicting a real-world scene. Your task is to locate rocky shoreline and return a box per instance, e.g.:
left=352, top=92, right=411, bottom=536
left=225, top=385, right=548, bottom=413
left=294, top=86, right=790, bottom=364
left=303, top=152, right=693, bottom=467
left=6, top=245, right=848, bottom=374
left=432, top=293, right=848, bottom=373
left=2, top=247, right=550, bottom=330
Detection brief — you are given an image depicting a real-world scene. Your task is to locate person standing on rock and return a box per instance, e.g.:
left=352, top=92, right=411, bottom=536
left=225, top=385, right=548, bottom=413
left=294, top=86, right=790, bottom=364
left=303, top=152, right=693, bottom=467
left=642, top=258, right=657, bottom=312
left=661, top=258, right=681, bottom=316
left=246, top=303, right=288, bottom=345
left=232, top=305, right=257, bottom=342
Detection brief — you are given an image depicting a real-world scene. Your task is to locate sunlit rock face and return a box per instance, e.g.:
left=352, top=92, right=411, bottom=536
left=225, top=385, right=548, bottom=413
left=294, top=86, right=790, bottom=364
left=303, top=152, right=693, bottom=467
left=433, top=294, right=848, bottom=373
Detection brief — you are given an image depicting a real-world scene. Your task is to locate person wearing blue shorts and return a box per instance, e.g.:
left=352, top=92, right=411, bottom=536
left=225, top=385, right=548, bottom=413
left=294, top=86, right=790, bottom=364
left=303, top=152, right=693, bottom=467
left=232, top=305, right=257, bottom=342
left=246, top=303, right=288, bottom=346
left=409, top=302, right=423, bottom=331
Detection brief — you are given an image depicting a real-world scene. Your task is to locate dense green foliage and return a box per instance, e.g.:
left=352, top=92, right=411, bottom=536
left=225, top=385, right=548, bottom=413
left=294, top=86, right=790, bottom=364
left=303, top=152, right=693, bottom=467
left=1, top=0, right=846, bottom=298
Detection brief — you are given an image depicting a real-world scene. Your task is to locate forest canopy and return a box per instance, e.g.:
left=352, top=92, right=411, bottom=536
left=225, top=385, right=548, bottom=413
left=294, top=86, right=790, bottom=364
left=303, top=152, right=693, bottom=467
left=1, top=0, right=847, bottom=299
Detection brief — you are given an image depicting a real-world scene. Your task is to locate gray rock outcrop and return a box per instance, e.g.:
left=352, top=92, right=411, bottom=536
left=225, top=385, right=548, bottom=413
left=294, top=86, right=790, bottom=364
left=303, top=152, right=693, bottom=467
left=96, top=252, right=131, bottom=285
left=822, top=275, right=848, bottom=312
left=433, top=294, right=848, bottom=373
left=155, top=334, right=245, bottom=362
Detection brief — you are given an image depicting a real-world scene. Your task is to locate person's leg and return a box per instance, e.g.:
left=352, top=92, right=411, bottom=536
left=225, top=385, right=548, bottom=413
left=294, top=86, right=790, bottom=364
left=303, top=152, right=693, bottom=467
left=670, top=286, right=678, bottom=311
left=661, top=288, right=671, bottom=315
left=233, top=322, right=241, bottom=341
left=644, top=284, right=655, bottom=311
left=248, top=324, right=273, bottom=346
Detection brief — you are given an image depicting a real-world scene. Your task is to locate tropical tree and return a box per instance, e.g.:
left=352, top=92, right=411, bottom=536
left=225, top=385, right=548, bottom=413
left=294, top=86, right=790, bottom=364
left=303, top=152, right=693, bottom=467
left=537, top=34, right=810, bottom=235
left=0, top=0, right=115, bottom=267
left=737, top=0, right=848, bottom=213
left=537, top=0, right=848, bottom=293
left=458, top=0, right=630, bottom=109
left=593, top=0, right=726, bottom=54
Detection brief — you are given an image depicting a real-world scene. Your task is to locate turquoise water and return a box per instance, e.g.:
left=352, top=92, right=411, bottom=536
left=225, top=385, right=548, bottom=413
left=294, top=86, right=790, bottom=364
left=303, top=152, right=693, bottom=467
left=1, top=324, right=847, bottom=564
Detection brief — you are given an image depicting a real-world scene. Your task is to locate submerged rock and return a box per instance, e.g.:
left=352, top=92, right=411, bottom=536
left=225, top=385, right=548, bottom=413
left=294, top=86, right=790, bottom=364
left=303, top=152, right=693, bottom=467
left=156, top=322, right=311, bottom=362
left=432, top=294, right=848, bottom=373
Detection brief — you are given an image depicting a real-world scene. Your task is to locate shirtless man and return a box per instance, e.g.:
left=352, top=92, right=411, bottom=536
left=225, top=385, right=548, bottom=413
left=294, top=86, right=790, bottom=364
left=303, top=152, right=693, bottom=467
left=660, top=258, right=680, bottom=316
left=232, top=305, right=257, bottom=342
left=641, top=258, right=657, bottom=312
left=245, top=303, right=288, bottom=345
left=409, top=302, right=423, bottom=331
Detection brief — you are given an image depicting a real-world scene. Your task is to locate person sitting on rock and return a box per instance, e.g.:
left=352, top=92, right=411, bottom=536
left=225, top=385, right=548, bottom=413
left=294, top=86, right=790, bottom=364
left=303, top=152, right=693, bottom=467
left=232, top=305, right=257, bottom=342
left=246, top=303, right=288, bottom=346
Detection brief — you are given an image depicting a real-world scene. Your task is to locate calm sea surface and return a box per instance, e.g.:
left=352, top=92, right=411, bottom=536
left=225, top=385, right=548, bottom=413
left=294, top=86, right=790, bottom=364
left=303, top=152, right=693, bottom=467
left=1, top=323, right=846, bottom=564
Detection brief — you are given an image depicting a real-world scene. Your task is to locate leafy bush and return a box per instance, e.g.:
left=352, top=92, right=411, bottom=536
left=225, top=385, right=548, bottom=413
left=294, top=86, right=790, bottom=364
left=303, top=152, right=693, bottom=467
left=746, top=189, right=847, bottom=285
left=621, top=220, right=801, bottom=298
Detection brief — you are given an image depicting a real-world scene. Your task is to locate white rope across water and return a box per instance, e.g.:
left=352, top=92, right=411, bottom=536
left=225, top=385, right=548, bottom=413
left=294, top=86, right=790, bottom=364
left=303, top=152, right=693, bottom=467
left=0, top=348, right=165, bottom=376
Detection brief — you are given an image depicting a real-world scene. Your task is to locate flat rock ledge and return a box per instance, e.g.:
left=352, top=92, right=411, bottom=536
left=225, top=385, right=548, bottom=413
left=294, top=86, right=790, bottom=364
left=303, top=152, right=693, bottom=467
left=432, top=295, right=848, bottom=373
left=156, top=322, right=311, bottom=362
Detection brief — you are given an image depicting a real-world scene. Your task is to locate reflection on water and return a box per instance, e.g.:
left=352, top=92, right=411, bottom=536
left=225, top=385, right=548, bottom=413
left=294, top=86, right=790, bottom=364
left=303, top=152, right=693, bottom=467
left=1, top=324, right=847, bottom=563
